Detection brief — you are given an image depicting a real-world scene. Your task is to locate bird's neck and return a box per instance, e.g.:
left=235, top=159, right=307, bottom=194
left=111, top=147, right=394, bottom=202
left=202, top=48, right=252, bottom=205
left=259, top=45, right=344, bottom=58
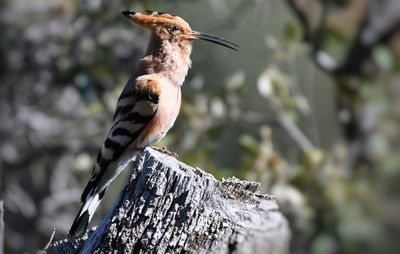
left=139, top=34, right=192, bottom=86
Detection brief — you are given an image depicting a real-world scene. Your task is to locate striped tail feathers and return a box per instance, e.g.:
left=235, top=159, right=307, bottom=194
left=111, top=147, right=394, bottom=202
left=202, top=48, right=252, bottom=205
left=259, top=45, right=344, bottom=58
left=81, top=176, right=99, bottom=203
left=68, top=207, right=89, bottom=238
left=68, top=189, right=106, bottom=237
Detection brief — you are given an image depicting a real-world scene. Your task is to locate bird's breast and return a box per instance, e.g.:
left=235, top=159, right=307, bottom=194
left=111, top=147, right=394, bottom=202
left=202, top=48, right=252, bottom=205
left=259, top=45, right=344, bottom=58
left=158, top=82, right=182, bottom=132
left=140, top=81, right=181, bottom=145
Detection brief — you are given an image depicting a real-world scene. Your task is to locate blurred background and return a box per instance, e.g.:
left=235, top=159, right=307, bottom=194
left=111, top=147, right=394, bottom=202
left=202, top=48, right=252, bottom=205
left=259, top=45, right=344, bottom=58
left=1, top=0, right=400, bottom=253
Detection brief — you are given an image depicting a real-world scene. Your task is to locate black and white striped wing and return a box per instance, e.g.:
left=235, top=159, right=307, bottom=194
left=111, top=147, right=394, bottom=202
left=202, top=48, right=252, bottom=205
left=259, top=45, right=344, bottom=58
left=68, top=78, right=161, bottom=237
left=80, top=78, right=161, bottom=202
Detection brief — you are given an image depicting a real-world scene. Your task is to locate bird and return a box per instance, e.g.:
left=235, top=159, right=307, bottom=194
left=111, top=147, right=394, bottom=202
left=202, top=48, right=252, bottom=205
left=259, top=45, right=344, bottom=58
left=68, top=10, right=238, bottom=237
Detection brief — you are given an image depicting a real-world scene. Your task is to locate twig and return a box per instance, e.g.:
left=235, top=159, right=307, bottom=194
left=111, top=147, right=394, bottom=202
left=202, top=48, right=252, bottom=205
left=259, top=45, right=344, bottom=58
left=305, top=63, right=320, bottom=146
left=36, top=228, right=56, bottom=254
left=275, top=107, right=314, bottom=152
left=267, top=98, right=314, bottom=152
left=0, top=201, right=4, bottom=254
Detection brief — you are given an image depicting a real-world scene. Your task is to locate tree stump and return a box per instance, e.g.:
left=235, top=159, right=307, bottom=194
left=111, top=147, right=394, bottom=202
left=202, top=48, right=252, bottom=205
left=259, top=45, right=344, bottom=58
left=52, top=148, right=290, bottom=253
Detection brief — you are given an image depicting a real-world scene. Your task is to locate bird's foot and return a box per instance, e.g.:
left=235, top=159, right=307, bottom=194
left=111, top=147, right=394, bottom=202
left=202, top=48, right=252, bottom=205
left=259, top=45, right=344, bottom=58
left=151, top=146, right=178, bottom=158
left=133, top=147, right=145, bottom=152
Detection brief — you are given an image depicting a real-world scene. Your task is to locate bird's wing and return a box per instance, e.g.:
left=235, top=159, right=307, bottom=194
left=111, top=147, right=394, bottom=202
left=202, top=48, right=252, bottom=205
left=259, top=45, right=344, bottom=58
left=81, top=77, right=161, bottom=202
left=68, top=77, right=162, bottom=237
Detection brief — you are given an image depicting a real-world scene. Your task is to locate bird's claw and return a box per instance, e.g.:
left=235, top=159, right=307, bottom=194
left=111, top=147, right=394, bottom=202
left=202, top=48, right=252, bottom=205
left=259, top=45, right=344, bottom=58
left=151, top=146, right=179, bottom=158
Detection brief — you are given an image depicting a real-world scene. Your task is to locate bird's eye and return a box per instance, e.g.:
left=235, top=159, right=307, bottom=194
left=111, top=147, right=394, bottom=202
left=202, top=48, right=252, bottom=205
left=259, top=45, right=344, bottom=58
left=170, top=25, right=180, bottom=33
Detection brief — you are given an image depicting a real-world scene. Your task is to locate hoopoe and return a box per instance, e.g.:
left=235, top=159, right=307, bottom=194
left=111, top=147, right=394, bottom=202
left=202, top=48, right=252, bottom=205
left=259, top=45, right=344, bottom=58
left=68, top=10, right=238, bottom=237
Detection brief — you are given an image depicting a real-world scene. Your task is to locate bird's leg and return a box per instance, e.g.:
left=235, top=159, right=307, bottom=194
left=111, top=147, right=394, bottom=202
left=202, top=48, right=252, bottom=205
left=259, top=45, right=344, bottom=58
left=151, top=146, right=179, bottom=158
left=133, top=146, right=178, bottom=158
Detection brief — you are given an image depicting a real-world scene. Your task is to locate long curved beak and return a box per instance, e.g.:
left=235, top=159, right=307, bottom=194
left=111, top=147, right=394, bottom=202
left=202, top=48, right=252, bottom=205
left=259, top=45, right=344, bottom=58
left=184, top=31, right=239, bottom=51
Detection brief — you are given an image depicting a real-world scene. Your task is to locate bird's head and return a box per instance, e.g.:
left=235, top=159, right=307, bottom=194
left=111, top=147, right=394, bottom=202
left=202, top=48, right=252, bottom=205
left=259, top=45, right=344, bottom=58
left=122, top=10, right=238, bottom=51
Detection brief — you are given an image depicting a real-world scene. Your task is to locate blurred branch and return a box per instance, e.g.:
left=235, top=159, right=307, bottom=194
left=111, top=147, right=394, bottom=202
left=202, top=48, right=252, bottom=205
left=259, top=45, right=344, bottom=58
left=0, top=201, right=4, bottom=254
left=286, top=0, right=337, bottom=73
left=276, top=110, right=314, bottom=152
left=286, top=0, right=400, bottom=76
left=285, top=0, right=400, bottom=169
left=2, top=142, right=98, bottom=173
left=270, top=102, right=314, bottom=152
left=336, top=0, right=400, bottom=76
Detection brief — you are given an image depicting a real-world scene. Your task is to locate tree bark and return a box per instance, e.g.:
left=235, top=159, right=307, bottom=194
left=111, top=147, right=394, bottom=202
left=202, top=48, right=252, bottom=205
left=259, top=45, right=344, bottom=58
left=52, top=148, right=290, bottom=254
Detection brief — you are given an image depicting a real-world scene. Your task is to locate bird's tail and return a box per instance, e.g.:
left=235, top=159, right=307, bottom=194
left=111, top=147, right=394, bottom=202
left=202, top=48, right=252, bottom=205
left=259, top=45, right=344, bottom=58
left=68, top=189, right=106, bottom=237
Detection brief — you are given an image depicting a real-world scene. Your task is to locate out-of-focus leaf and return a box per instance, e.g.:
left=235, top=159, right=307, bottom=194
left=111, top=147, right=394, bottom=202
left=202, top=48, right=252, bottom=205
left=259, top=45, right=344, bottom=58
left=284, top=21, right=303, bottom=42
left=74, top=153, right=93, bottom=172
left=257, top=71, right=273, bottom=98
left=239, top=134, right=259, bottom=155
left=303, top=149, right=325, bottom=169
left=311, top=234, right=338, bottom=254
left=338, top=218, right=389, bottom=253
left=225, top=70, right=245, bottom=91
left=373, top=46, right=394, bottom=72
left=283, top=109, right=298, bottom=122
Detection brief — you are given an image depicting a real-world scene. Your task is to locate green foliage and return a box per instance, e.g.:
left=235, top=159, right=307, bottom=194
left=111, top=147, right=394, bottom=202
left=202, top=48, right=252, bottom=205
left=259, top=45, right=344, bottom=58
left=284, top=21, right=303, bottom=42
left=373, top=46, right=395, bottom=72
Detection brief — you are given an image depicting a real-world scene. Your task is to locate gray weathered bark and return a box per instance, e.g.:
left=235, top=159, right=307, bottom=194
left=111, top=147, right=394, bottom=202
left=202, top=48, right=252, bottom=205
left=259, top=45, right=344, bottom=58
left=52, top=148, right=290, bottom=253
